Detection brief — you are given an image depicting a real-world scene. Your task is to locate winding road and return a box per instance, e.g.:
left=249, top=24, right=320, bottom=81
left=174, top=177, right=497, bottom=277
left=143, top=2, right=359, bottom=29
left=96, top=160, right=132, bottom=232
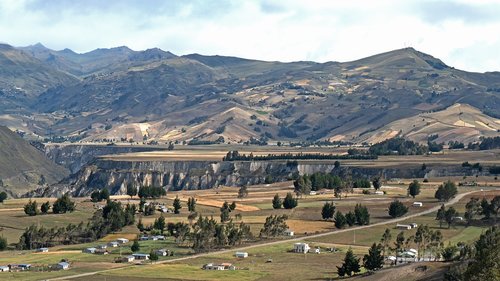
left=47, top=189, right=494, bottom=281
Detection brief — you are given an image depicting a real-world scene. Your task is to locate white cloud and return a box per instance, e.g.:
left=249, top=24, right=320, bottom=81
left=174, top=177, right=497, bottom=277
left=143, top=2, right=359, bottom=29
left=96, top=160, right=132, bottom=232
left=0, top=0, right=499, bottom=72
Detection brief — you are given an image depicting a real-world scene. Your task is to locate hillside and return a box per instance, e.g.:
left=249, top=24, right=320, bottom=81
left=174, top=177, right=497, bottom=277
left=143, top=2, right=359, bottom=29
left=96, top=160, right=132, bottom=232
left=1, top=45, right=499, bottom=143
left=0, top=126, right=68, bottom=196
left=357, top=103, right=500, bottom=144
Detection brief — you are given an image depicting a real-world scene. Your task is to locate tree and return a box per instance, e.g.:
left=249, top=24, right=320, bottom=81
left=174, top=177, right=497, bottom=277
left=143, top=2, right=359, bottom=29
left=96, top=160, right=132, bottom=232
left=334, top=211, right=347, bottom=229
left=220, top=201, right=232, bottom=223
left=187, top=197, right=197, bottom=212
left=354, top=204, right=370, bottom=225
left=0, top=192, right=7, bottom=203
left=408, top=180, right=421, bottom=198
left=137, top=219, right=144, bottom=232
left=229, top=201, right=237, bottom=211
left=337, top=248, right=361, bottom=277
left=445, top=207, right=458, bottom=228
left=380, top=228, right=392, bottom=259
left=436, top=204, right=446, bottom=228
left=334, top=161, right=340, bottom=169
left=272, top=194, right=282, bottom=209
left=394, top=231, right=405, bottom=263
left=293, top=175, right=311, bottom=196
left=372, top=177, right=381, bottom=190
left=173, top=196, right=182, bottom=214
left=100, top=188, right=110, bottom=201
left=480, top=198, right=492, bottom=220
left=52, top=194, right=75, bottom=214
left=321, top=202, right=336, bottom=220
left=149, top=250, right=159, bottom=262
left=24, top=200, right=38, bottom=216
left=259, top=215, right=289, bottom=238
left=40, top=201, right=50, bottom=214
left=465, top=197, right=481, bottom=225
left=237, top=185, right=248, bottom=198
left=462, top=226, right=500, bottom=281
left=388, top=200, right=408, bottom=218
left=282, top=192, right=298, bottom=209
left=345, top=211, right=356, bottom=226
left=0, top=236, right=6, bottom=251
left=154, top=216, right=166, bottom=234
left=435, top=180, right=457, bottom=202
left=131, top=240, right=140, bottom=252
left=363, top=243, right=384, bottom=271
left=264, top=175, right=273, bottom=184
left=90, top=190, right=101, bottom=202
left=442, top=244, right=459, bottom=261
left=126, top=184, right=137, bottom=199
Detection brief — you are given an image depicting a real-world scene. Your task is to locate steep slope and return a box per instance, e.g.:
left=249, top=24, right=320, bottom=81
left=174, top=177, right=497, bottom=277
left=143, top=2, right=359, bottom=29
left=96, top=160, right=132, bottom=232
left=0, top=44, right=78, bottom=110
left=0, top=126, right=68, bottom=196
left=356, top=103, right=500, bottom=144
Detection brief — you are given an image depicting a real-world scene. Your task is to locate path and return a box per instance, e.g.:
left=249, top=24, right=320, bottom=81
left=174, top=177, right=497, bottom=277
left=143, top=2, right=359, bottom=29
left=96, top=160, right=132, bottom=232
left=46, top=189, right=489, bottom=280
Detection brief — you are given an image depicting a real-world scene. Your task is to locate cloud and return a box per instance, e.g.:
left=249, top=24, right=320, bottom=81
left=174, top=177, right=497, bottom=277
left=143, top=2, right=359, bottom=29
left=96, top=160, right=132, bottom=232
left=0, top=0, right=499, bottom=72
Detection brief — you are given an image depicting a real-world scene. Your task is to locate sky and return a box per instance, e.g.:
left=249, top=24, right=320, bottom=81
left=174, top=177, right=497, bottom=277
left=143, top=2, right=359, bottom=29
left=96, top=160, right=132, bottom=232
left=1, top=0, right=500, bottom=72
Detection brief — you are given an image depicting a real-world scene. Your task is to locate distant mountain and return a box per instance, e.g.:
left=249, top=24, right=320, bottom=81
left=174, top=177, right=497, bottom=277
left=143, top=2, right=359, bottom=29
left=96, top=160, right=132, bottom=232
left=0, top=126, right=68, bottom=196
left=19, top=43, right=177, bottom=76
left=1, top=45, right=499, bottom=144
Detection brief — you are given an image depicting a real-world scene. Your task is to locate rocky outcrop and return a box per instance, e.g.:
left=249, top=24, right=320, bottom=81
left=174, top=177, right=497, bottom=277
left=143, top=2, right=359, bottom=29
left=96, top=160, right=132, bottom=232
left=44, top=144, right=168, bottom=174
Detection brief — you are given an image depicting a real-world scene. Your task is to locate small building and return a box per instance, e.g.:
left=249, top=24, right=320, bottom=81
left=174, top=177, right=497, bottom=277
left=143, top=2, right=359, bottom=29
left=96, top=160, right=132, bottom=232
left=374, top=191, right=384, bottom=195
left=410, top=223, right=418, bottom=228
left=408, top=248, right=418, bottom=255
left=235, top=252, right=248, bottom=258
left=413, top=202, right=423, bottom=207
left=116, top=238, right=129, bottom=244
left=0, top=266, right=9, bottom=272
left=203, top=263, right=225, bottom=270
left=97, top=244, right=107, bottom=249
left=132, top=253, right=150, bottom=260
left=221, top=263, right=236, bottom=270
left=293, top=243, right=310, bottom=253
left=396, top=224, right=412, bottom=230
left=108, top=241, right=119, bottom=248
left=82, top=247, right=97, bottom=254
left=140, top=235, right=149, bottom=241
left=37, top=248, right=49, bottom=253
left=309, top=191, right=317, bottom=196
left=18, top=264, right=31, bottom=271
left=122, top=256, right=135, bottom=263
left=155, top=249, right=168, bottom=256
left=149, top=236, right=158, bottom=241
left=153, top=235, right=165, bottom=240
left=55, top=262, right=70, bottom=270
left=284, top=229, right=294, bottom=236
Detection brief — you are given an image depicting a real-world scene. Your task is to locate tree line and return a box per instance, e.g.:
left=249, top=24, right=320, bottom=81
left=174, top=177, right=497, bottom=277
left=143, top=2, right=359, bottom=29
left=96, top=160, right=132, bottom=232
left=222, top=151, right=377, bottom=161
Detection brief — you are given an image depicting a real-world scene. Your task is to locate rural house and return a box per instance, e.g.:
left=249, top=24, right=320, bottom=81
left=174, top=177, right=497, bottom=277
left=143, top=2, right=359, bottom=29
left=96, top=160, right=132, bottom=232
left=37, top=248, right=49, bottom=253
left=293, top=243, right=310, bottom=253
left=235, top=252, right=248, bottom=258
left=132, top=253, right=150, bottom=260
left=108, top=241, right=119, bottom=247
left=83, top=247, right=97, bottom=254
left=116, top=238, right=129, bottom=244
left=0, top=266, right=9, bottom=272
left=55, top=262, right=70, bottom=270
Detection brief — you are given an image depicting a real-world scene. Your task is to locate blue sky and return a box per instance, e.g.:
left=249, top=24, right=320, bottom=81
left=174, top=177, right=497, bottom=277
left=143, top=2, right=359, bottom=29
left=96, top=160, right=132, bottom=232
left=1, top=0, right=500, bottom=72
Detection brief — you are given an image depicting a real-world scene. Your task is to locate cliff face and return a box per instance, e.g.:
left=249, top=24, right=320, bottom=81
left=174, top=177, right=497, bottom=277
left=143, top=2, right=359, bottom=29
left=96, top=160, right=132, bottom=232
left=45, top=145, right=168, bottom=174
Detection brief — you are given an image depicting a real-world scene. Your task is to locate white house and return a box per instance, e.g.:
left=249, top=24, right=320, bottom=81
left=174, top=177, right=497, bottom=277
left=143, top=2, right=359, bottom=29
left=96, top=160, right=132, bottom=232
left=293, top=243, right=310, bottom=253
left=203, top=263, right=225, bottom=270
left=55, top=262, right=70, bottom=270
left=83, top=247, right=97, bottom=254
left=408, top=248, right=418, bottom=256
left=155, top=249, right=168, bottom=256
left=374, top=191, right=384, bottom=195
left=37, top=248, right=49, bottom=253
left=132, top=253, right=150, bottom=260
left=396, top=224, right=412, bottom=230
left=122, top=255, right=135, bottom=262
left=413, top=202, right=423, bottom=207
left=410, top=223, right=418, bottom=228
left=153, top=235, right=165, bottom=240
left=0, top=266, right=9, bottom=272
left=284, top=229, right=294, bottom=236
left=235, top=252, right=248, bottom=258
left=116, top=238, right=129, bottom=244
left=108, top=241, right=119, bottom=248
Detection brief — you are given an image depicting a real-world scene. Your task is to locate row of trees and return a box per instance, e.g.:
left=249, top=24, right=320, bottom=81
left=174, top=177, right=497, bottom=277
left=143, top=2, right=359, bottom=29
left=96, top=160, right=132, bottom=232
left=333, top=204, right=370, bottom=228
left=18, top=200, right=135, bottom=249
left=222, top=150, right=377, bottom=161
left=464, top=196, right=500, bottom=224
left=23, top=194, right=75, bottom=216
left=272, top=193, right=298, bottom=209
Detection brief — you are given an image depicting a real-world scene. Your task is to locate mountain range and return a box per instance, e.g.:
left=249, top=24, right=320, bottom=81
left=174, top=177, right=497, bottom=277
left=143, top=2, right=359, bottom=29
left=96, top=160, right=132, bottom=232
left=0, top=42, right=499, bottom=145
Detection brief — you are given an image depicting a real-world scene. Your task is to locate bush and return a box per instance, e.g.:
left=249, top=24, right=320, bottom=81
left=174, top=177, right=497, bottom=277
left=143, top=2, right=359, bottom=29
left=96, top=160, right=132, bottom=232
left=282, top=193, right=298, bottom=209
left=53, top=194, right=76, bottom=214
